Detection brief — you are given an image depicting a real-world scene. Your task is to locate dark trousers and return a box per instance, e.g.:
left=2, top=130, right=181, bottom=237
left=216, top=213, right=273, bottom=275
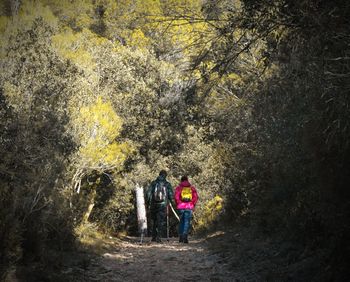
left=150, top=206, right=166, bottom=239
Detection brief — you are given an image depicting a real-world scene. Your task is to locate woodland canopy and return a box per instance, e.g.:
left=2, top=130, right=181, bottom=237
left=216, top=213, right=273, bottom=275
left=0, top=0, right=349, bottom=280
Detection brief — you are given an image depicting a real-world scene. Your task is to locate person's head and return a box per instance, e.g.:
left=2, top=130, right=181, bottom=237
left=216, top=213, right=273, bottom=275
left=181, top=175, right=188, bottom=182
left=159, top=170, right=167, bottom=178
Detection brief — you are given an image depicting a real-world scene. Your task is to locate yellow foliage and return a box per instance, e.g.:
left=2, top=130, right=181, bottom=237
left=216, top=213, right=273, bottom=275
left=197, top=195, right=224, bottom=229
left=159, top=0, right=209, bottom=55
left=51, top=28, right=106, bottom=70
left=74, top=97, right=132, bottom=171
left=78, top=97, right=121, bottom=140
left=102, top=0, right=209, bottom=58
left=128, top=28, right=152, bottom=50
left=135, top=0, right=162, bottom=16
left=226, top=72, right=243, bottom=83
left=209, top=195, right=224, bottom=211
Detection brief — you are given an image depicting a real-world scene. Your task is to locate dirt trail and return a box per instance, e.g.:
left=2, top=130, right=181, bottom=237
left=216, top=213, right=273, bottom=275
left=81, top=236, right=235, bottom=282
left=14, top=229, right=327, bottom=282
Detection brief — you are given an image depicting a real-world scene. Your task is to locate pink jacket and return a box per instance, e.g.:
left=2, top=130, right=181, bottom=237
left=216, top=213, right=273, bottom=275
left=175, top=180, right=198, bottom=210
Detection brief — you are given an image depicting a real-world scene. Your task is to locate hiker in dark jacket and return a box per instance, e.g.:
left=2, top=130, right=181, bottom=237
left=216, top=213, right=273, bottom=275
left=175, top=175, right=198, bottom=243
left=146, top=170, right=174, bottom=243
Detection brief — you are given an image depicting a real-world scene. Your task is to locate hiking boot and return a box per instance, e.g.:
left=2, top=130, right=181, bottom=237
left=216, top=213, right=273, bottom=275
left=156, top=237, right=162, bottom=243
left=183, top=235, right=189, bottom=244
left=151, top=237, right=157, bottom=242
left=179, top=235, right=183, bottom=243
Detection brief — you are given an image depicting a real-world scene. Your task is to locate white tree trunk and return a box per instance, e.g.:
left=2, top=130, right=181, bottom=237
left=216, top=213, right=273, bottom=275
left=135, top=184, right=147, bottom=238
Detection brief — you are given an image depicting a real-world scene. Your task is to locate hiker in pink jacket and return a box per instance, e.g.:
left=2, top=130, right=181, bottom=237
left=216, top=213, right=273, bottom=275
left=175, top=175, right=198, bottom=243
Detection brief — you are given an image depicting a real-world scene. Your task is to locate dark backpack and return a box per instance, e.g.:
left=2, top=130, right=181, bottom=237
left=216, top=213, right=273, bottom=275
left=153, top=182, right=167, bottom=203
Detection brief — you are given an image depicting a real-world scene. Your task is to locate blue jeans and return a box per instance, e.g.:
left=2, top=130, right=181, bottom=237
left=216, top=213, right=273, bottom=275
left=178, top=209, right=192, bottom=235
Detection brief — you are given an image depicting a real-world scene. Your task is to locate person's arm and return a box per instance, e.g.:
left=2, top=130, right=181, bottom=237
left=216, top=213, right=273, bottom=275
left=167, top=183, right=176, bottom=207
left=192, top=186, right=199, bottom=206
left=174, top=186, right=181, bottom=206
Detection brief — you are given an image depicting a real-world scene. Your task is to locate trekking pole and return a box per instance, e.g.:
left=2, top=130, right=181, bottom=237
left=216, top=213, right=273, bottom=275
left=169, top=202, right=180, bottom=221
left=166, top=204, right=169, bottom=242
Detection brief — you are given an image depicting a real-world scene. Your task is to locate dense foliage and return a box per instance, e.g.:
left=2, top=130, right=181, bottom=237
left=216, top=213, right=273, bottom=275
left=0, top=0, right=349, bottom=279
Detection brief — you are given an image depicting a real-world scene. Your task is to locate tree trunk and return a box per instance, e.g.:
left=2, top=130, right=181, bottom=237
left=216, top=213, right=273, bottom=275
left=82, top=189, right=96, bottom=223
left=135, top=184, right=147, bottom=237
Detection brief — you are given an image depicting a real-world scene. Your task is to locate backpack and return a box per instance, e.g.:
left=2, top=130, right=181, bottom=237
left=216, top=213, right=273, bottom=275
left=153, top=182, right=167, bottom=203
left=180, top=186, right=192, bottom=202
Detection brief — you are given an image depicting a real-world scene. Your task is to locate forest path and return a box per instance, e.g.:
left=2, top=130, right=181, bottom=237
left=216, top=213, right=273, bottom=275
left=82, top=236, right=235, bottom=282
